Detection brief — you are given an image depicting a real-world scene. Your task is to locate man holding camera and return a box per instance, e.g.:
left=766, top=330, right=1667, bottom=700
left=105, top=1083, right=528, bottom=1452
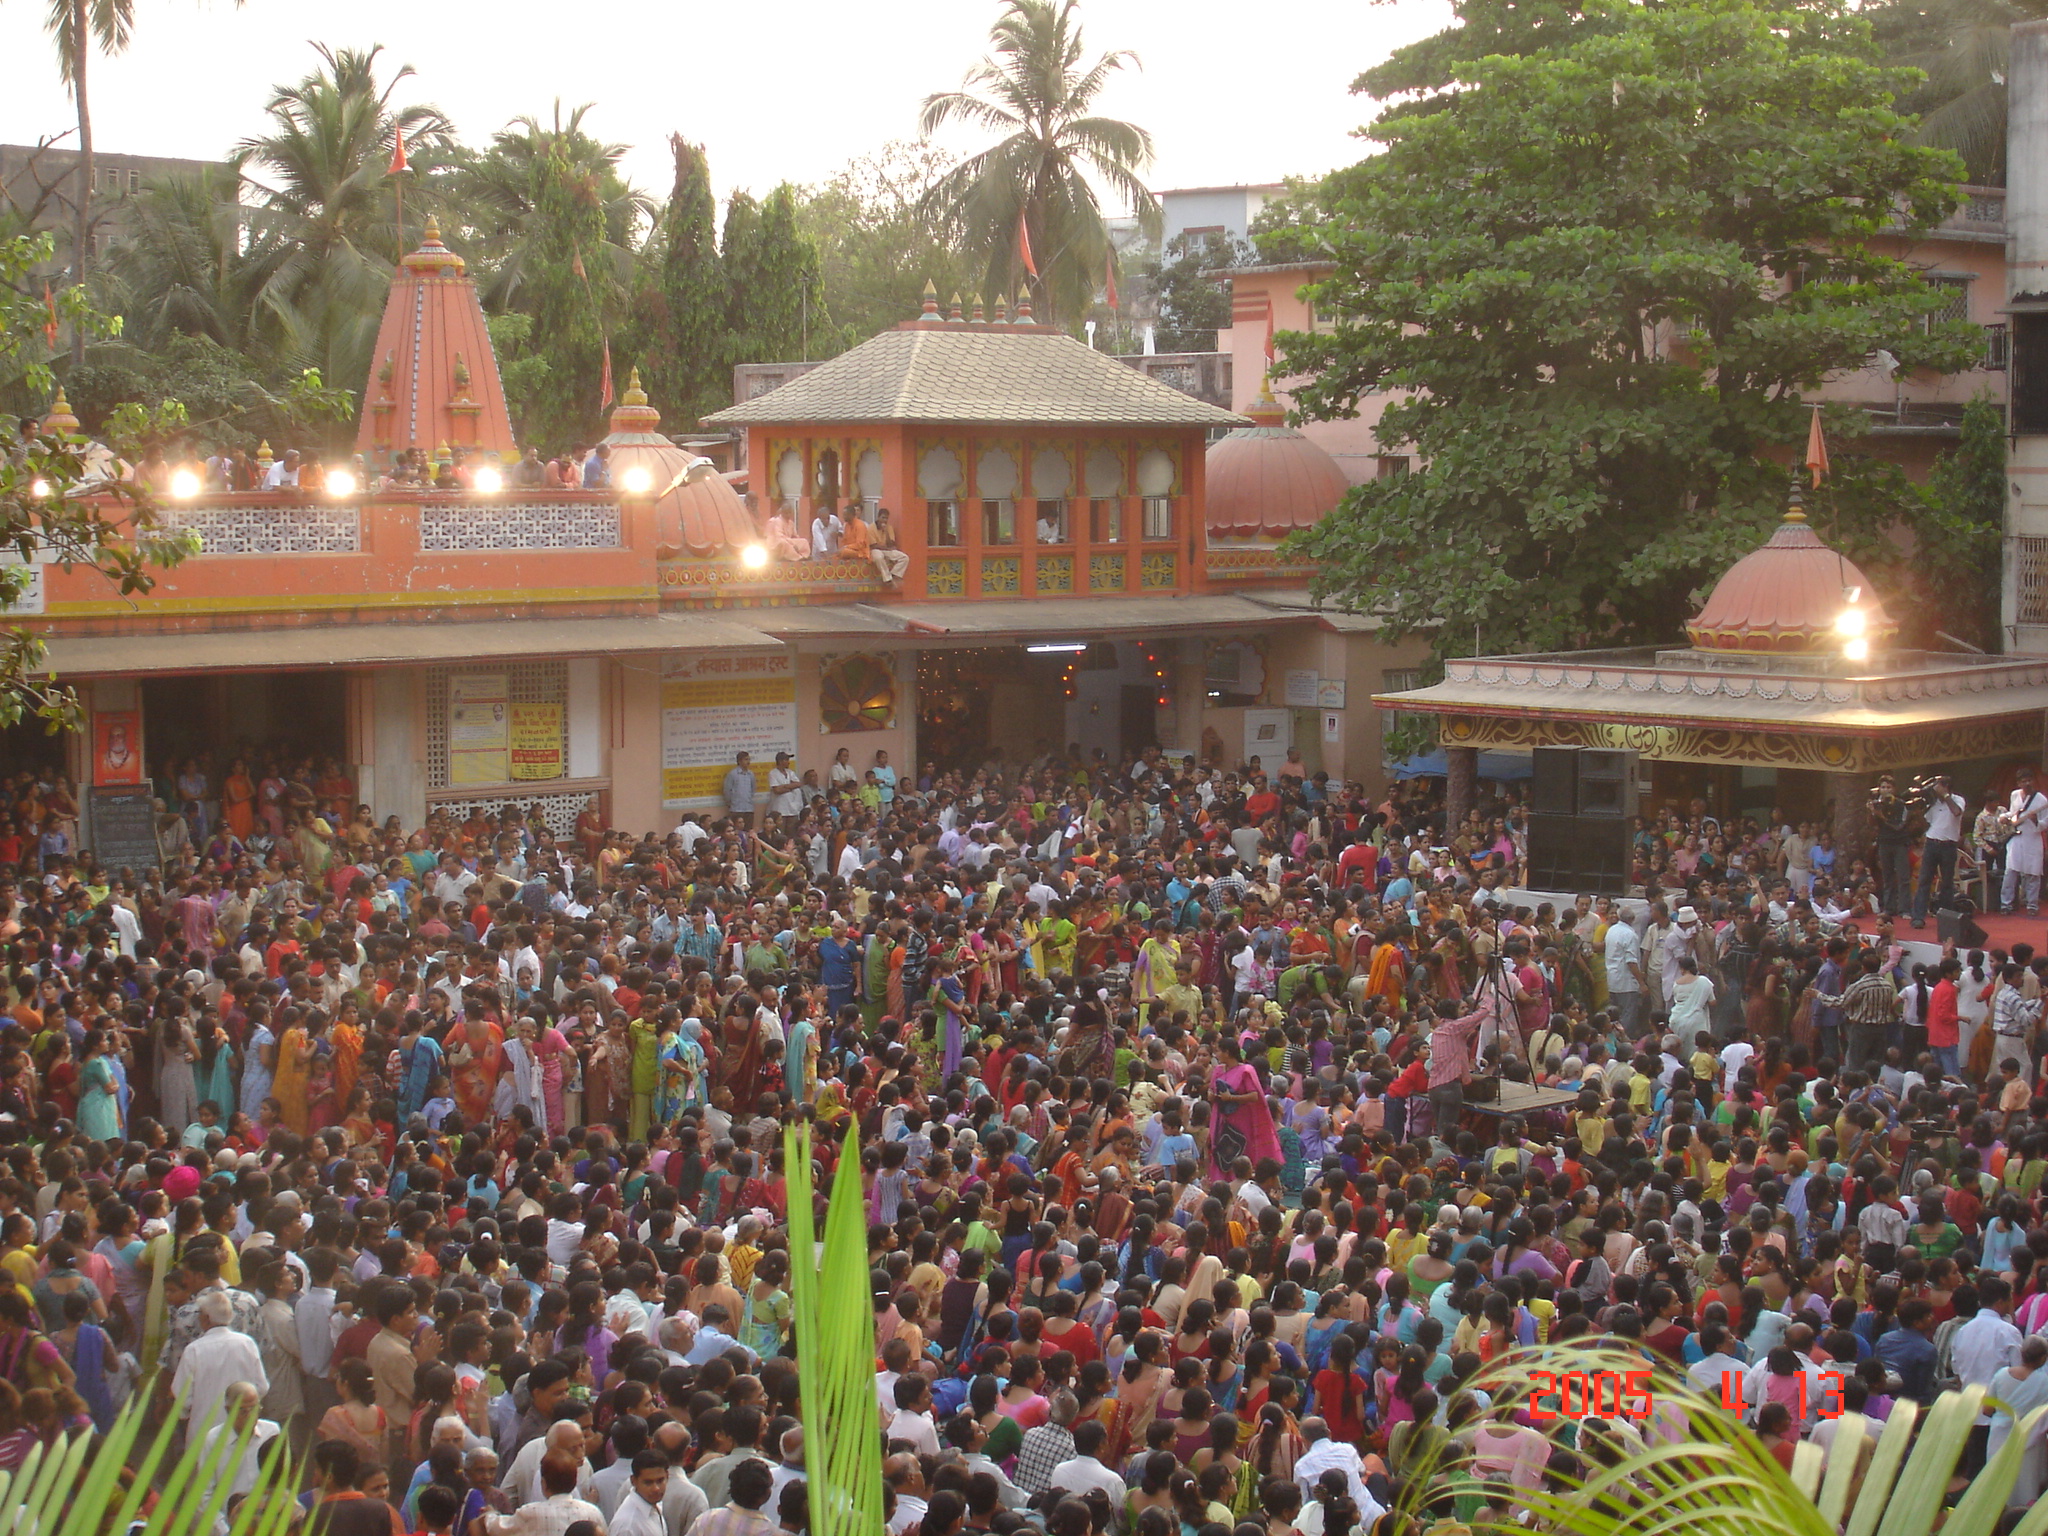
left=1870, top=775, right=1913, bottom=918
left=1911, top=772, right=1967, bottom=930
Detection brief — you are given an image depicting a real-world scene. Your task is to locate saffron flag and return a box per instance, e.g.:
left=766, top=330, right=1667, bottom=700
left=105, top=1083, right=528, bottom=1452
left=1016, top=213, right=1037, bottom=280
left=388, top=132, right=409, bottom=177
left=41, top=283, right=57, bottom=349
left=1264, top=302, right=1277, bottom=365
left=1104, top=251, right=1119, bottom=310
left=1805, top=405, right=1829, bottom=487
left=600, top=340, right=614, bottom=409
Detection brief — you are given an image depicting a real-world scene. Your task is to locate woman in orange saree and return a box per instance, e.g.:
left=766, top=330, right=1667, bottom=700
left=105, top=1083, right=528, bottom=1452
left=449, top=1012, right=503, bottom=1125
left=330, top=1002, right=365, bottom=1109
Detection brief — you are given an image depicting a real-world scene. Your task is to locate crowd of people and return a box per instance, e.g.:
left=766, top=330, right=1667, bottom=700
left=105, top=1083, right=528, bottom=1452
left=0, top=740, right=2045, bottom=1536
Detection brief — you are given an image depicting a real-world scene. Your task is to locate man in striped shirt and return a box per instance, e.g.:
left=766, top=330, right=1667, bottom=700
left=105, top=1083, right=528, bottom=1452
left=1816, top=949, right=1899, bottom=1074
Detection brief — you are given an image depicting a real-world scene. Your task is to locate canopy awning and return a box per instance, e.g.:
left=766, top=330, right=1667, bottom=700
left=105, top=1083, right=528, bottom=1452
left=750, top=592, right=1354, bottom=641
left=36, top=611, right=780, bottom=677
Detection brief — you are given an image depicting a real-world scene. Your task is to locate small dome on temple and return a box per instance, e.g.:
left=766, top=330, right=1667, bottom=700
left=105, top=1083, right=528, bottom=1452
left=601, top=370, right=755, bottom=557
left=400, top=215, right=466, bottom=276
left=1203, top=385, right=1351, bottom=538
left=39, top=387, right=79, bottom=437
left=1686, top=509, right=1899, bottom=653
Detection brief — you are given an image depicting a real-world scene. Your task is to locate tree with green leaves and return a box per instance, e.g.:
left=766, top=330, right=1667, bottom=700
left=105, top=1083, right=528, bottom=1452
left=741, top=184, right=834, bottom=366
left=1917, top=393, right=2005, bottom=648
left=234, top=43, right=454, bottom=396
left=795, top=141, right=972, bottom=343
left=633, top=135, right=726, bottom=425
left=1125, top=231, right=1251, bottom=353
left=720, top=190, right=764, bottom=367
left=1869, top=0, right=2048, bottom=184
left=1277, top=0, right=1980, bottom=658
left=517, top=139, right=617, bottom=449
left=0, top=230, right=190, bottom=728
left=918, top=0, right=1159, bottom=326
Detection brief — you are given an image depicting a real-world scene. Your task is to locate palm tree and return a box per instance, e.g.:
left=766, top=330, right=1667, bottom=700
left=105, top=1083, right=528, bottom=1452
left=30, top=0, right=134, bottom=355
left=1873, top=0, right=2048, bottom=185
left=98, top=166, right=291, bottom=360
left=442, top=103, right=651, bottom=315
left=918, top=0, right=1159, bottom=326
left=235, top=43, right=453, bottom=390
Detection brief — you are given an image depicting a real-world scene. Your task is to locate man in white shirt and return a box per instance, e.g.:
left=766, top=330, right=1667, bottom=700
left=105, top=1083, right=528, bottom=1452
left=1953, top=1277, right=2022, bottom=1429
left=809, top=508, right=843, bottom=557
left=1046, top=1420, right=1126, bottom=1505
left=610, top=1452, right=673, bottom=1536
left=1913, top=774, right=1968, bottom=928
left=1294, top=1418, right=1384, bottom=1524
left=886, top=1375, right=940, bottom=1457
left=198, top=1382, right=279, bottom=1536
left=172, top=1290, right=268, bottom=1444
left=1603, top=913, right=1645, bottom=1034
left=1719, top=1027, right=1755, bottom=1094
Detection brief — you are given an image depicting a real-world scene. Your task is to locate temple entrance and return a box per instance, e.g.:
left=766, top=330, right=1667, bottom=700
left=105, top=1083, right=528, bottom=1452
left=140, top=671, right=349, bottom=782
left=915, top=640, right=1174, bottom=772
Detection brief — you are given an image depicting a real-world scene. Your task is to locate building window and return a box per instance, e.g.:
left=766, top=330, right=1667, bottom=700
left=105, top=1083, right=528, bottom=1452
left=1986, top=323, right=2010, bottom=371
left=2016, top=538, right=2048, bottom=626
left=1141, top=497, right=1173, bottom=540
left=1035, top=499, right=1069, bottom=543
left=927, top=501, right=960, bottom=547
left=982, top=499, right=1016, bottom=545
left=1922, top=276, right=1971, bottom=332
left=1090, top=497, right=1123, bottom=543
left=128, top=168, right=140, bottom=193
left=424, top=660, right=570, bottom=791
left=1376, top=454, right=1412, bottom=480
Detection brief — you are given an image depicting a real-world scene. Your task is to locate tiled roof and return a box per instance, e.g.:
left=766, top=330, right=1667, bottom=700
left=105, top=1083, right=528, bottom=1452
left=702, top=327, right=1249, bottom=429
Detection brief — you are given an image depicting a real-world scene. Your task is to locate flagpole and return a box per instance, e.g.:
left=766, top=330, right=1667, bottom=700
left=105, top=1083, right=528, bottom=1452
left=395, top=177, right=405, bottom=265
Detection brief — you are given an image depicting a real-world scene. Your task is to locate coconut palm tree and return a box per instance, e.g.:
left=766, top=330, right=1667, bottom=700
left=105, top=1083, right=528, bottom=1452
left=235, top=42, right=453, bottom=390
left=1873, top=0, right=2048, bottom=185
left=917, top=0, right=1159, bottom=327
left=27, top=0, right=134, bottom=355
left=98, top=167, right=291, bottom=360
left=442, top=103, right=651, bottom=315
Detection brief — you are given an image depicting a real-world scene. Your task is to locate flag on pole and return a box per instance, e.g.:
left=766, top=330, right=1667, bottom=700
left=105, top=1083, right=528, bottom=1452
left=1016, top=213, right=1037, bottom=280
left=572, top=250, right=587, bottom=281
left=1104, top=251, right=1119, bottom=310
left=599, top=340, right=614, bottom=410
left=388, top=132, right=409, bottom=177
left=1263, top=302, right=1277, bottom=366
left=41, top=283, right=57, bottom=350
left=1804, top=404, right=1829, bottom=487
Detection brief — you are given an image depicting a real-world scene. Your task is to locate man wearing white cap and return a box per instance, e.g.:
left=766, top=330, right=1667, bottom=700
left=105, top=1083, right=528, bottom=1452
left=1662, top=906, right=1707, bottom=1003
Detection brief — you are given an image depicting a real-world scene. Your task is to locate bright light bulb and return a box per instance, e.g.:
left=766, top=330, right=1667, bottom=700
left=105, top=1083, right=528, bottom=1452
left=740, top=542, right=770, bottom=569
left=28, top=479, right=50, bottom=501
left=621, top=465, right=653, bottom=495
left=472, top=466, right=503, bottom=495
left=168, top=468, right=201, bottom=500
left=1834, top=606, right=1867, bottom=639
left=326, top=469, right=357, bottom=498
left=1844, top=636, right=1870, bottom=663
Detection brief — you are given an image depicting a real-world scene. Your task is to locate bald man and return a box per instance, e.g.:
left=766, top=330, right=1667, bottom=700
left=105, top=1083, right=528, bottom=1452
left=197, top=1380, right=280, bottom=1533
left=173, top=1289, right=268, bottom=1444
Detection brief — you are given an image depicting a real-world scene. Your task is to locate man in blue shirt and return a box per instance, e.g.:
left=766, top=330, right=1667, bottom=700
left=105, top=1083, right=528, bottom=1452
left=1875, top=1299, right=1939, bottom=1402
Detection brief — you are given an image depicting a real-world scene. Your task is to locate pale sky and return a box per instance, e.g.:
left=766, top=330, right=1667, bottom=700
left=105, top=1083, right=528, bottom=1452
left=0, top=0, right=1450, bottom=211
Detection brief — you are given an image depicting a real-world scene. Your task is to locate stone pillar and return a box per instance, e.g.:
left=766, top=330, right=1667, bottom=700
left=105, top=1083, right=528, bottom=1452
left=1447, top=745, right=1478, bottom=828
left=1829, top=770, right=1871, bottom=872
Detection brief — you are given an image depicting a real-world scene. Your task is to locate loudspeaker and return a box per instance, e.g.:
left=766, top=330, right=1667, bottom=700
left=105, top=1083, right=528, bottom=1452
left=1531, top=748, right=1578, bottom=816
left=1528, top=813, right=1631, bottom=895
left=1937, top=905, right=1989, bottom=948
left=1577, top=749, right=1638, bottom=818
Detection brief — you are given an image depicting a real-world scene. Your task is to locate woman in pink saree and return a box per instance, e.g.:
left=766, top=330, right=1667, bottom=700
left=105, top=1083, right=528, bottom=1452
left=533, top=1015, right=571, bottom=1137
left=1208, top=1032, right=1282, bottom=1180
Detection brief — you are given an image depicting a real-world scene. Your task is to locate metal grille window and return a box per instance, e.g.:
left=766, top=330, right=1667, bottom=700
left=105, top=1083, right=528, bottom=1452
left=926, top=501, right=960, bottom=546
left=1141, top=497, right=1173, bottom=540
left=1923, top=277, right=1971, bottom=332
left=2016, top=539, right=2048, bottom=626
left=982, top=499, right=1016, bottom=545
left=424, top=660, right=570, bottom=790
left=1986, top=323, right=2010, bottom=371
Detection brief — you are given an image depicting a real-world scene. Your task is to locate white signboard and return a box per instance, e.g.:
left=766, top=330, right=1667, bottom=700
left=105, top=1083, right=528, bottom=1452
left=661, top=651, right=797, bottom=808
left=1317, top=678, right=1347, bottom=710
left=448, top=673, right=509, bottom=786
left=1284, top=669, right=1319, bottom=708
left=1243, top=708, right=1291, bottom=762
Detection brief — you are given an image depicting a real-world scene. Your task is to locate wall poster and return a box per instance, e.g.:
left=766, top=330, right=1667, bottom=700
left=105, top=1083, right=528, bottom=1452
left=661, top=651, right=798, bottom=807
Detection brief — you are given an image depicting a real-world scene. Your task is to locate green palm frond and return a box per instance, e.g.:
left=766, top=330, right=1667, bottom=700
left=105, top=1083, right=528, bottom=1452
left=1421, top=1344, right=2043, bottom=1536
left=785, top=1122, right=884, bottom=1536
left=0, top=1392, right=301, bottom=1536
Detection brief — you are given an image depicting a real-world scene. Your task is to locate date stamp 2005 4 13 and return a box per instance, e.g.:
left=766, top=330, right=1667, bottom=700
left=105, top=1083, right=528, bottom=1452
left=1526, top=1369, right=1848, bottom=1421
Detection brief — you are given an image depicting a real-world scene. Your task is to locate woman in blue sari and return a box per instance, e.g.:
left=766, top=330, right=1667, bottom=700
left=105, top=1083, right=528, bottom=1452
left=663, top=1017, right=708, bottom=1118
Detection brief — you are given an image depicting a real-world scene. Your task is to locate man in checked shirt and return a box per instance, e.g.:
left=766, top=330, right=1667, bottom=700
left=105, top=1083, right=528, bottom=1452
left=1816, top=948, right=1900, bottom=1074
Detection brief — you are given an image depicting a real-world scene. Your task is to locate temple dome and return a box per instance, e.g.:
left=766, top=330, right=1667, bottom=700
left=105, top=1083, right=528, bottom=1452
left=1686, top=509, right=1899, bottom=653
left=1203, top=391, right=1351, bottom=538
left=601, top=372, right=756, bottom=557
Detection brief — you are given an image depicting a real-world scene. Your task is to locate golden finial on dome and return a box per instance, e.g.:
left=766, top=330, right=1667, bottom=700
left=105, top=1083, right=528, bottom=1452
left=423, top=214, right=442, bottom=244
left=622, top=367, right=648, bottom=408
left=256, top=440, right=273, bottom=468
left=920, top=279, right=940, bottom=320
left=948, top=293, right=964, bottom=323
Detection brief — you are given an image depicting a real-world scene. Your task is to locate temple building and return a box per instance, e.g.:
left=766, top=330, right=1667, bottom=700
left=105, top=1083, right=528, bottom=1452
left=1379, top=497, right=2048, bottom=849
left=26, top=238, right=1428, bottom=848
